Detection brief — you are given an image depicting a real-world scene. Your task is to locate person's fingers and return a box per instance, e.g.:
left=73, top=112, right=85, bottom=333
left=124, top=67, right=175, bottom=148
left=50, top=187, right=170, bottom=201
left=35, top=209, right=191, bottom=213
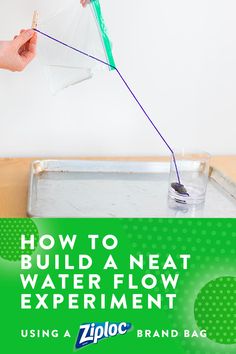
left=80, top=0, right=89, bottom=8
left=17, top=29, right=33, bottom=55
left=13, top=29, right=25, bottom=40
left=19, top=32, right=37, bottom=66
left=14, top=29, right=35, bottom=49
left=21, top=30, right=28, bottom=52
left=30, top=32, right=37, bottom=46
left=28, top=33, right=37, bottom=55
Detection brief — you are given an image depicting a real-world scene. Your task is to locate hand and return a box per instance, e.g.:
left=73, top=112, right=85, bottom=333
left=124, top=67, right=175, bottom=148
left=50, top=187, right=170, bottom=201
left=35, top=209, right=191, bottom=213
left=0, top=29, right=37, bottom=72
left=80, top=0, right=90, bottom=8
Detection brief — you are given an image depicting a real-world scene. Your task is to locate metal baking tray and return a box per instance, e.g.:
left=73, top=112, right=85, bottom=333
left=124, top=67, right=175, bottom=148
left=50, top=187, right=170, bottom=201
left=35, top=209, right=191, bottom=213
left=27, top=160, right=236, bottom=218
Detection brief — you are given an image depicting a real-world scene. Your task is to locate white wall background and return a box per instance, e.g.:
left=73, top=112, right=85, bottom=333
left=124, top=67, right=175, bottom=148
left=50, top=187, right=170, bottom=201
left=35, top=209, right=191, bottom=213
left=0, top=0, right=236, bottom=157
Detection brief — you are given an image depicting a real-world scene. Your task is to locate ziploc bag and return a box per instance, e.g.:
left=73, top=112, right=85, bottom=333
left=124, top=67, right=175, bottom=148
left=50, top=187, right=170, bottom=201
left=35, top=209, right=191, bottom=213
left=37, top=0, right=115, bottom=93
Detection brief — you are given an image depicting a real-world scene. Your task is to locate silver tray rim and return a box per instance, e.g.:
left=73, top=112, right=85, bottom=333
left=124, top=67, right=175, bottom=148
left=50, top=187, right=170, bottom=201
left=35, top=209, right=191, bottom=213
left=27, top=159, right=236, bottom=217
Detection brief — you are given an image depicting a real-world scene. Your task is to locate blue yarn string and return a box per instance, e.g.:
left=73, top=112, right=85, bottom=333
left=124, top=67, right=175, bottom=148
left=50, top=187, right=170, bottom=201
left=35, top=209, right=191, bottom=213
left=34, top=28, right=181, bottom=184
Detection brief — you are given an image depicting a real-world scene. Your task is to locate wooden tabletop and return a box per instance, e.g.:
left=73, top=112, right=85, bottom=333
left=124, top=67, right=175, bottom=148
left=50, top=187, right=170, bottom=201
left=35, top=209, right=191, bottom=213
left=0, top=156, right=235, bottom=217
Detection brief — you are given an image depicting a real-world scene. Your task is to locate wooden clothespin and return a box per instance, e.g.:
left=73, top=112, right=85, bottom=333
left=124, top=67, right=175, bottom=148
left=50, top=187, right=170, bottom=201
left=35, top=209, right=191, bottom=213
left=32, top=10, right=39, bottom=29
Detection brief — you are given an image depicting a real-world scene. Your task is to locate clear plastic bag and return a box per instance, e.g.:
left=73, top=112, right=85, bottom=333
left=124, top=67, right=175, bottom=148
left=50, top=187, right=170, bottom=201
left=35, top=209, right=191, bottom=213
left=37, top=0, right=115, bottom=93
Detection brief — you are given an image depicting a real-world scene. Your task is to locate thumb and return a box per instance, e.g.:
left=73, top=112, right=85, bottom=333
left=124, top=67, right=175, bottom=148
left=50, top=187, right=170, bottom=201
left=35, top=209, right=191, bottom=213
left=14, top=29, right=35, bottom=48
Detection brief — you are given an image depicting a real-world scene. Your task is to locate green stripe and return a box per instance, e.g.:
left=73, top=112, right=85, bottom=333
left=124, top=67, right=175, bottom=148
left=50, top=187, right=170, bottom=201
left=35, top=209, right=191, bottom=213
left=91, top=0, right=116, bottom=70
